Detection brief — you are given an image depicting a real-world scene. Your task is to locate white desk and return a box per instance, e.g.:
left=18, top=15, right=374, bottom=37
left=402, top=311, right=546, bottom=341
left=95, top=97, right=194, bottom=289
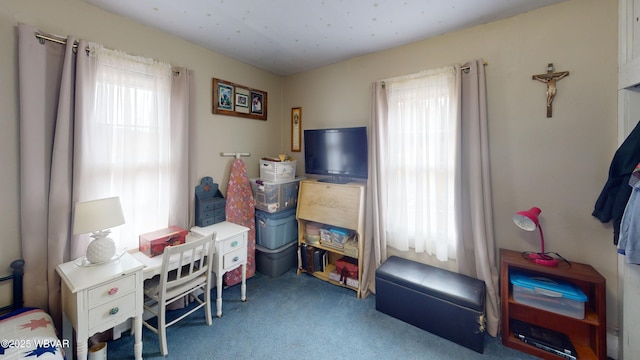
left=56, top=252, right=144, bottom=360
left=131, top=221, right=249, bottom=317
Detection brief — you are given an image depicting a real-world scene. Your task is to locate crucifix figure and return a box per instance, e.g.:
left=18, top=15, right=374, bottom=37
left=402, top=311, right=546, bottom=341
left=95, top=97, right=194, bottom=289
left=532, top=63, right=569, bottom=117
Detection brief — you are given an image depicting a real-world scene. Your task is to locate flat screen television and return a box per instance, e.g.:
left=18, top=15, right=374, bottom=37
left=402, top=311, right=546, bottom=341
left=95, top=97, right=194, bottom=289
left=304, top=126, right=368, bottom=184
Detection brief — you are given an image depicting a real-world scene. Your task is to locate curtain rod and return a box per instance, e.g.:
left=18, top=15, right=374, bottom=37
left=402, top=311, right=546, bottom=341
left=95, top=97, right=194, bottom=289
left=461, top=61, right=488, bottom=71
left=381, top=61, right=488, bottom=87
left=34, top=33, right=181, bottom=75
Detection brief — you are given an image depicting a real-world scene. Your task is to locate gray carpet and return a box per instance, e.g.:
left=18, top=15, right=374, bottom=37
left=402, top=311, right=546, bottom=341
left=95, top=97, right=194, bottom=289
left=107, top=268, right=538, bottom=359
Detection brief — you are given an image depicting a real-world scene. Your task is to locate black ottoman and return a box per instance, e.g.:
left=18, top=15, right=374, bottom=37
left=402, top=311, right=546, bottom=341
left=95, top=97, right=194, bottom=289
left=375, top=256, right=486, bottom=353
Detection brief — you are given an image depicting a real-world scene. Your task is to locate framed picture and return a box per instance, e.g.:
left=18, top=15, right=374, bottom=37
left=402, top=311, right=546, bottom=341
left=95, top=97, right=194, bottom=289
left=251, top=91, right=265, bottom=116
left=291, top=107, right=302, bottom=152
left=215, top=80, right=234, bottom=111
left=235, top=87, right=250, bottom=114
left=212, top=78, right=267, bottom=120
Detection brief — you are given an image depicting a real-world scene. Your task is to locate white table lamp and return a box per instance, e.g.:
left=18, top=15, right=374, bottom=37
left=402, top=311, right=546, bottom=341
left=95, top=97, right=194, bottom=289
left=73, top=196, right=125, bottom=264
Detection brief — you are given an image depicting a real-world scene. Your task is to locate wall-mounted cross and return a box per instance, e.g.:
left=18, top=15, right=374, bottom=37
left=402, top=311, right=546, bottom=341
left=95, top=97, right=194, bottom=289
left=532, top=63, right=569, bottom=118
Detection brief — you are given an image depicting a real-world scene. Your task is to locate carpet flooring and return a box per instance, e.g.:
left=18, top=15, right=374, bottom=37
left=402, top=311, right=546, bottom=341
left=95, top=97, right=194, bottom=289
left=107, top=267, right=538, bottom=360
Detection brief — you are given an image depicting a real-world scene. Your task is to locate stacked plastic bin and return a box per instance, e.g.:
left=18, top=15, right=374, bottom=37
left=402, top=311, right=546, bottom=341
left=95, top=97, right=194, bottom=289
left=251, top=158, right=303, bottom=277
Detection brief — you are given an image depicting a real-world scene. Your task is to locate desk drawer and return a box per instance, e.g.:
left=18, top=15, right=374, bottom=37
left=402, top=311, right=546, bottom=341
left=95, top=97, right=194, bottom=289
left=220, top=234, right=246, bottom=254
left=223, top=247, right=246, bottom=271
left=87, top=274, right=136, bottom=307
left=88, top=292, right=136, bottom=330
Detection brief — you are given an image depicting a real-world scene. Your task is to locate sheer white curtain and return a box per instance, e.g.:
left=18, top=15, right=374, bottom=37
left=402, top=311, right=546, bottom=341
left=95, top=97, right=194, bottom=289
left=74, top=44, right=174, bottom=251
left=382, top=66, right=459, bottom=261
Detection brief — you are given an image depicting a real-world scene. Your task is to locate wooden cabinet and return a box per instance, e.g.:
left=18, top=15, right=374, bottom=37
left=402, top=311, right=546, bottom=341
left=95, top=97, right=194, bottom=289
left=296, top=179, right=366, bottom=298
left=500, top=248, right=606, bottom=359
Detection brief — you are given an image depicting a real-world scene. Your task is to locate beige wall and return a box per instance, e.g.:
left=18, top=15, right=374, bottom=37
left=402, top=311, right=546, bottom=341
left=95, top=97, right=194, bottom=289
left=0, top=0, right=284, bottom=303
left=283, top=0, right=620, bottom=329
left=1, top=0, right=621, bottom=333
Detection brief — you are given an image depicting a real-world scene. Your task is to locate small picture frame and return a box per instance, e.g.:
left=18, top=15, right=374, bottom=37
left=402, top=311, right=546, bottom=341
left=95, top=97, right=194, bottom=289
left=291, top=107, right=302, bottom=152
left=251, top=91, right=265, bottom=116
left=235, top=87, right=250, bottom=114
left=216, top=80, right=234, bottom=111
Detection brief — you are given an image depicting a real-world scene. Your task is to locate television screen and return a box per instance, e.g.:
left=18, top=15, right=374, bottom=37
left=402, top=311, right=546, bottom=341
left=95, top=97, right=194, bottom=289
left=304, top=127, right=368, bottom=183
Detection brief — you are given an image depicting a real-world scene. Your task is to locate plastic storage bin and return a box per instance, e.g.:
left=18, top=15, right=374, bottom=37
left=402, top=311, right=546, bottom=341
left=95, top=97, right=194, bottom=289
left=259, top=160, right=297, bottom=182
left=255, top=208, right=298, bottom=250
left=255, top=241, right=297, bottom=277
left=251, top=177, right=303, bottom=213
left=510, top=271, right=587, bottom=319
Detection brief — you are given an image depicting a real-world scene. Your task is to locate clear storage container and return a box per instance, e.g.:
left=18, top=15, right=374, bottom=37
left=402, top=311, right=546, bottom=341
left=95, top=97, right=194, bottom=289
left=510, top=271, right=587, bottom=319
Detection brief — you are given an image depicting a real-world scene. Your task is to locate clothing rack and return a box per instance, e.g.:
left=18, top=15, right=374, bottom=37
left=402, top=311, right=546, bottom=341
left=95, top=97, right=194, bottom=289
left=220, top=152, right=251, bottom=159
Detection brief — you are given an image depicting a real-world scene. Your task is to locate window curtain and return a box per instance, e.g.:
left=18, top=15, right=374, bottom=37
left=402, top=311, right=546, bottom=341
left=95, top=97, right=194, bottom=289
left=381, top=66, right=459, bottom=260
left=365, top=59, right=499, bottom=337
left=18, top=23, right=87, bottom=329
left=17, top=23, right=193, bottom=329
left=74, top=44, right=180, bottom=251
left=455, top=59, right=500, bottom=337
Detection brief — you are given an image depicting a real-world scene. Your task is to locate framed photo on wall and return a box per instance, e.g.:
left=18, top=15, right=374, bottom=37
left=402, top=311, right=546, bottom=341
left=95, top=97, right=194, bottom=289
left=215, top=79, right=234, bottom=111
left=291, top=107, right=302, bottom=152
left=251, top=91, right=265, bottom=116
left=235, top=87, right=250, bottom=114
left=212, top=78, right=267, bottom=120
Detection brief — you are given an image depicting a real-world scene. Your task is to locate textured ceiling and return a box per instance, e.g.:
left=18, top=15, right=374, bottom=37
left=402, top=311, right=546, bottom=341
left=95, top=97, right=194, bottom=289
left=84, top=0, right=567, bottom=76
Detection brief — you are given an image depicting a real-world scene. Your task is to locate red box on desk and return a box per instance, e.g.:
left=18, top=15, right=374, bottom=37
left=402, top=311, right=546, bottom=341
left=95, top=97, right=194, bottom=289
left=139, top=226, right=188, bottom=257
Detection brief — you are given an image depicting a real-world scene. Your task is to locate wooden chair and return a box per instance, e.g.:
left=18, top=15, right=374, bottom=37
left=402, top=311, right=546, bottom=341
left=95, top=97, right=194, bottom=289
left=142, top=234, right=215, bottom=356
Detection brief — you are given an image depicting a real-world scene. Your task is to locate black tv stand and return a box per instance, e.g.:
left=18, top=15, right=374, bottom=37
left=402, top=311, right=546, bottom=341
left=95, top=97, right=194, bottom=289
left=318, top=176, right=351, bottom=184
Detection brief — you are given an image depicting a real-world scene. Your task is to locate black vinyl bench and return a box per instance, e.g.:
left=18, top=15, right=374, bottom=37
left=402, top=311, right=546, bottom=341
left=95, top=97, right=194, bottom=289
left=375, top=256, right=486, bottom=353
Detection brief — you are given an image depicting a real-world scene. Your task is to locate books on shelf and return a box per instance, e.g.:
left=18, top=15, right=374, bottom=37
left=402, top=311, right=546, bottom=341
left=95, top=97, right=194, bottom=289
left=300, top=244, right=328, bottom=273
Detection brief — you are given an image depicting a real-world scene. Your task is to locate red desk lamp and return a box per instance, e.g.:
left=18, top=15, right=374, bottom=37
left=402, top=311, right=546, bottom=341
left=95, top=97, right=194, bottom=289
left=513, top=207, right=558, bottom=266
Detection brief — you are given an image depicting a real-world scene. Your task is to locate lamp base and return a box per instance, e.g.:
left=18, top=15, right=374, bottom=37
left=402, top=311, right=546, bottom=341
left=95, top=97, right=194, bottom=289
left=525, top=252, right=559, bottom=267
left=74, top=253, right=121, bottom=267
left=86, top=236, right=116, bottom=264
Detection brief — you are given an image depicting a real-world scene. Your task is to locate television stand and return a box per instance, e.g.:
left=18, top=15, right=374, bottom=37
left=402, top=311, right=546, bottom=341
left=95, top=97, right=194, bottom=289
left=318, top=175, right=351, bottom=184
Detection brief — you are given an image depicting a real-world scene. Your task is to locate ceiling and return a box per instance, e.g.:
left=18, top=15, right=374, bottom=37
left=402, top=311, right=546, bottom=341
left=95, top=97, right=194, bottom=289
left=84, top=0, right=567, bottom=76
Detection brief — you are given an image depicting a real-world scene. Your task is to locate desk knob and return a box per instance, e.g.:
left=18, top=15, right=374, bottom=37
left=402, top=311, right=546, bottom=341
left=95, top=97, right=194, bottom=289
left=233, top=256, right=239, bottom=262
left=109, top=307, right=119, bottom=315
left=231, top=240, right=238, bottom=247
left=108, top=287, right=119, bottom=295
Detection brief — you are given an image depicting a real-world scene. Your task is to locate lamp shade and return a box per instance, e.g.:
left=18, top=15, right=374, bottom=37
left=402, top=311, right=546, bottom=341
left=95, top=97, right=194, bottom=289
left=73, top=196, right=125, bottom=235
left=512, top=207, right=541, bottom=232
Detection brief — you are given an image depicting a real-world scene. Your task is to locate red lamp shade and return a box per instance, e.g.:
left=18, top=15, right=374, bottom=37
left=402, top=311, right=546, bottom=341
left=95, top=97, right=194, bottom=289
left=513, top=207, right=558, bottom=266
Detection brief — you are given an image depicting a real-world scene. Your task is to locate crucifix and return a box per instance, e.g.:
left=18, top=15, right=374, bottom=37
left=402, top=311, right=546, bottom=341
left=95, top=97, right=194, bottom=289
left=532, top=63, right=569, bottom=118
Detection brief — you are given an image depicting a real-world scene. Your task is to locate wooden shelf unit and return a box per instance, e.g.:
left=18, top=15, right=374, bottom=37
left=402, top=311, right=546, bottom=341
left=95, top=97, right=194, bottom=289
left=296, top=179, right=366, bottom=298
left=500, top=248, right=606, bottom=359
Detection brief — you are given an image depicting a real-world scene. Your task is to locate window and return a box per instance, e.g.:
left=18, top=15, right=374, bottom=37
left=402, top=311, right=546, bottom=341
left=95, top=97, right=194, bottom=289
left=382, top=66, right=458, bottom=261
left=76, top=45, right=174, bottom=251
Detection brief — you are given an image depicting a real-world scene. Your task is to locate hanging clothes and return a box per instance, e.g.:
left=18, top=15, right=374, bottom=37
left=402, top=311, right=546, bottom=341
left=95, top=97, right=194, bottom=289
left=224, top=158, right=256, bottom=286
left=618, top=163, right=640, bottom=264
left=593, top=120, right=640, bottom=245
